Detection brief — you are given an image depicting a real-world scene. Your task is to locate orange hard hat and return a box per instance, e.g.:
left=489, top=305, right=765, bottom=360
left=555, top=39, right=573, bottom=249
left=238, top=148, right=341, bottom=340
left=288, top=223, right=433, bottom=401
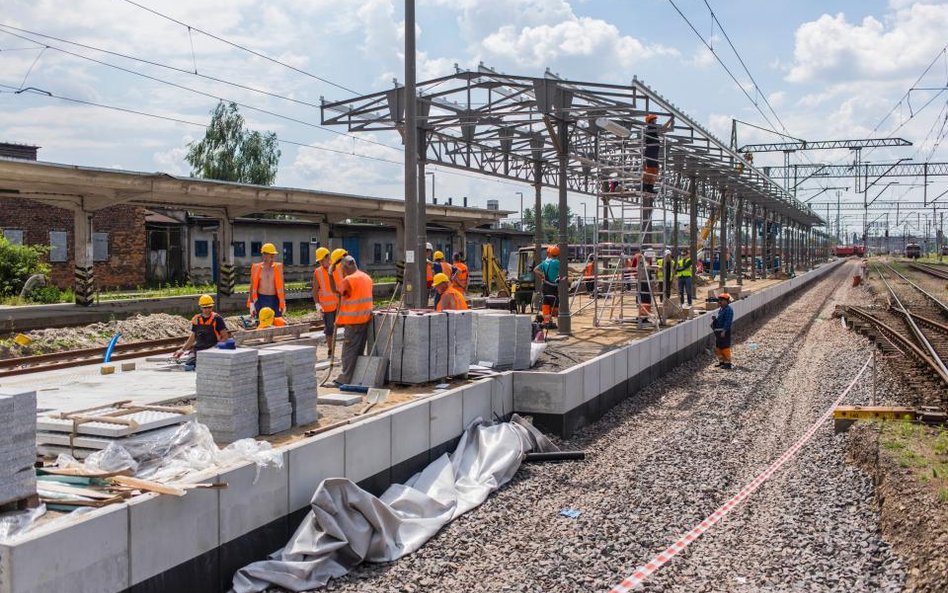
left=547, top=245, right=560, bottom=257
left=645, top=114, right=658, bottom=123
left=718, top=292, right=732, bottom=301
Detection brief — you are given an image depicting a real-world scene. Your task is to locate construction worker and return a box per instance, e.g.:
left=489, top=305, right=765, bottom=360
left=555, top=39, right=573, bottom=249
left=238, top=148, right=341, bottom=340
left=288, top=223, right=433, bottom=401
left=676, top=248, right=694, bottom=306
left=642, top=113, right=673, bottom=193
left=431, top=250, right=455, bottom=309
left=247, top=243, right=285, bottom=318
left=637, top=256, right=653, bottom=322
left=333, top=256, right=374, bottom=386
left=711, top=293, right=734, bottom=369
left=582, top=256, right=595, bottom=294
left=312, top=247, right=344, bottom=355
left=256, top=307, right=287, bottom=329
left=533, top=245, right=562, bottom=328
left=173, top=294, right=230, bottom=366
left=433, top=273, right=468, bottom=311
left=661, top=249, right=673, bottom=301
left=425, top=242, right=434, bottom=303
left=451, top=252, right=469, bottom=292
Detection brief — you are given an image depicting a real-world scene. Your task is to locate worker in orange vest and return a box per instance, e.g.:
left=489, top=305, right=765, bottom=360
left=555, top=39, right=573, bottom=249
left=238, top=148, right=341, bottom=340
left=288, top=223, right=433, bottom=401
left=173, top=294, right=230, bottom=367
left=582, top=257, right=595, bottom=294
left=425, top=242, right=434, bottom=304
left=332, top=256, right=374, bottom=386
left=256, top=307, right=287, bottom=329
left=312, top=247, right=346, bottom=356
left=451, top=252, right=469, bottom=292
left=431, top=250, right=455, bottom=309
left=433, top=273, right=468, bottom=311
left=247, top=243, right=285, bottom=318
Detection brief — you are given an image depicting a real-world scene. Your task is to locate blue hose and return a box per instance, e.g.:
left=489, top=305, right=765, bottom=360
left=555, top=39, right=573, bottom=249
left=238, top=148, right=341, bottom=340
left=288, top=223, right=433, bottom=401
left=103, top=333, right=122, bottom=363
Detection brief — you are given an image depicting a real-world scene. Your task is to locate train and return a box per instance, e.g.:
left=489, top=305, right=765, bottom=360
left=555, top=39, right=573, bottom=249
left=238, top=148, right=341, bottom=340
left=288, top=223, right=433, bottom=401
left=904, top=243, right=921, bottom=259
left=833, top=245, right=865, bottom=257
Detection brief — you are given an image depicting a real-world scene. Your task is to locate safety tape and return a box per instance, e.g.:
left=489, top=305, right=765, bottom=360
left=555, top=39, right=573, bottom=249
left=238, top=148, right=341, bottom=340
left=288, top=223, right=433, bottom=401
left=608, top=356, right=872, bottom=593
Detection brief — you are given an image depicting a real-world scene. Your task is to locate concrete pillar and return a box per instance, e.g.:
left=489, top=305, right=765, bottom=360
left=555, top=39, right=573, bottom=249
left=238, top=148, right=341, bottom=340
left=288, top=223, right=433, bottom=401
left=533, top=160, right=543, bottom=267
left=217, top=216, right=236, bottom=297
left=750, top=205, right=757, bottom=281
left=556, top=117, right=571, bottom=336
left=318, top=217, right=331, bottom=251
left=761, top=209, right=769, bottom=279
left=73, top=209, right=95, bottom=306
left=456, top=227, right=467, bottom=258
left=689, top=178, right=698, bottom=301
left=735, top=197, right=743, bottom=286
left=718, top=190, right=727, bottom=289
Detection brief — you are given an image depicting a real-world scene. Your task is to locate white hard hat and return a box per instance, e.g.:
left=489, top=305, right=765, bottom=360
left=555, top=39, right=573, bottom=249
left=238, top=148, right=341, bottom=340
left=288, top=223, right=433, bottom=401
left=425, top=242, right=433, bottom=251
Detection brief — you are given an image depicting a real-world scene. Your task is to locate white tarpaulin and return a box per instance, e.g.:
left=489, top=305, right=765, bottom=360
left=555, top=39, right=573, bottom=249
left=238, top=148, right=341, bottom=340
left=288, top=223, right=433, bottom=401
left=231, top=415, right=556, bottom=592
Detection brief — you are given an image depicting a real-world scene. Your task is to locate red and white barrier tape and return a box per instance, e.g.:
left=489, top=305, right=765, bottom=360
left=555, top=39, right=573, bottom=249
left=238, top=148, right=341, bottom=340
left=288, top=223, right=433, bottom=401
left=608, top=356, right=872, bottom=593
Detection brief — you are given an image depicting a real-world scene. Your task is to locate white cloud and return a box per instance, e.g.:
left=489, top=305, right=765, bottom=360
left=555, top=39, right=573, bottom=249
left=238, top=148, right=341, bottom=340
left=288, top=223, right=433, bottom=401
left=786, top=3, right=948, bottom=83
left=290, top=133, right=404, bottom=195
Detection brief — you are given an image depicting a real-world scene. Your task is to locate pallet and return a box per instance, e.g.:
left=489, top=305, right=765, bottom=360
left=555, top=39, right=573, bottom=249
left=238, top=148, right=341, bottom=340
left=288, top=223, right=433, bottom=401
left=0, top=493, right=41, bottom=512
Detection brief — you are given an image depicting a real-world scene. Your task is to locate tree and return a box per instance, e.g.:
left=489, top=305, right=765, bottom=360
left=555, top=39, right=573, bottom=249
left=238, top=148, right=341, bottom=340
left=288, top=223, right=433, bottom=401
left=185, top=102, right=281, bottom=185
left=520, top=204, right=577, bottom=243
left=0, top=237, right=49, bottom=297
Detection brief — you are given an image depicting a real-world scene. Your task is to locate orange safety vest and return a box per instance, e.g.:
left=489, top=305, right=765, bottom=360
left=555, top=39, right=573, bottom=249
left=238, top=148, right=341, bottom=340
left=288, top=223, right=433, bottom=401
left=312, top=265, right=339, bottom=313
left=191, top=312, right=223, bottom=341
left=452, top=262, right=469, bottom=290
left=583, top=262, right=593, bottom=279
left=426, top=261, right=433, bottom=287
left=247, top=262, right=285, bottom=311
left=436, top=286, right=469, bottom=311
left=436, top=261, right=452, bottom=277
left=338, top=270, right=374, bottom=325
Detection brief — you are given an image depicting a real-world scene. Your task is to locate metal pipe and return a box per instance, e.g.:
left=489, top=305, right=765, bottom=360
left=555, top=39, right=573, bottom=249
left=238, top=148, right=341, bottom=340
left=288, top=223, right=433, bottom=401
left=523, top=451, right=586, bottom=462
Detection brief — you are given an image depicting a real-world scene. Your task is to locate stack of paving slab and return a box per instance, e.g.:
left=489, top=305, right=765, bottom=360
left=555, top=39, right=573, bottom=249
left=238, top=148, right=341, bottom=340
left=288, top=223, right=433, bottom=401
left=372, top=311, right=453, bottom=384
left=471, top=310, right=517, bottom=370
left=270, top=345, right=318, bottom=426
left=0, top=390, right=36, bottom=506
left=196, top=348, right=259, bottom=443
left=512, top=314, right=533, bottom=370
left=256, top=349, right=293, bottom=435
left=444, top=310, right=473, bottom=377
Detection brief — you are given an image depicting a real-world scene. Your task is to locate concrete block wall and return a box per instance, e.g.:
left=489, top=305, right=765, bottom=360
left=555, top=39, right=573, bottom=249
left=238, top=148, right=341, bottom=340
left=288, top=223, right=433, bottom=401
left=514, top=260, right=844, bottom=437
left=1, top=372, right=513, bottom=593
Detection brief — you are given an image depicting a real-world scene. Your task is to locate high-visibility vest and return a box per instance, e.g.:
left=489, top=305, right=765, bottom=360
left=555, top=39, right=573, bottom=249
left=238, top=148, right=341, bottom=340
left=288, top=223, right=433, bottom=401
left=247, top=262, right=285, bottom=311
left=656, top=258, right=664, bottom=281
left=338, top=270, right=374, bottom=325
left=436, top=286, right=469, bottom=311
left=583, top=263, right=593, bottom=279
left=452, top=262, right=469, bottom=290
left=191, top=312, right=223, bottom=342
left=426, top=262, right=433, bottom=287
left=313, top=265, right=339, bottom=312
left=437, top=261, right=452, bottom=276
left=676, top=257, right=693, bottom=278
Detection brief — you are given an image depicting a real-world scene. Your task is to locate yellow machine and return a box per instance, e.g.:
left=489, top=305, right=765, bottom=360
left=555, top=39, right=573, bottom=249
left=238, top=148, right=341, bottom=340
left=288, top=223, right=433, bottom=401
left=481, top=243, right=511, bottom=298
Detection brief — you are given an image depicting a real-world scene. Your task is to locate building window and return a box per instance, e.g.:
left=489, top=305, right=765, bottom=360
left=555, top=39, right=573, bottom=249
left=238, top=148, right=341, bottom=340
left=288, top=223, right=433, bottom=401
left=49, top=231, right=68, bottom=262
left=233, top=241, right=246, bottom=258
left=282, top=241, right=294, bottom=265
left=194, top=240, right=209, bottom=258
left=2, top=229, right=24, bottom=245
left=299, top=242, right=310, bottom=266
left=92, top=232, right=109, bottom=262
left=385, top=243, right=393, bottom=262
left=373, top=243, right=382, bottom=263
left=251, top=241, right=262, bottom=257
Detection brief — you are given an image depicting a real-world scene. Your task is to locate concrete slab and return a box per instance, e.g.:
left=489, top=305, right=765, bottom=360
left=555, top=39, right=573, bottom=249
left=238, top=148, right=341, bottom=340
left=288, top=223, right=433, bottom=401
left=0, top=504, right=128, bottom=593
left=287, top=428, right=345, bottom=511
left=128, top=470, right=220, bottom=585
left=429, top=389, right=463, bottom=447
left=598, top=351, right=615, bottom=393
left=559, top=365, right=584, bottom=412
left=614, top=345, right=629, bottom=386
left=582, top=359, right=598, bottom=402
left=344, top=414, right=393, bottom=484
left=218, top=457, right=289, bottom=545
left=462, top=381, right=492, bottom=428
left=489, top=372, right=513, bottom=419
left=628, top=342, right=642, bottom=378
left=388, top=399, right=430, bottom=466
left=316, top=393, right=362, bottom=406
left=512, top=371, right=562, bottom=415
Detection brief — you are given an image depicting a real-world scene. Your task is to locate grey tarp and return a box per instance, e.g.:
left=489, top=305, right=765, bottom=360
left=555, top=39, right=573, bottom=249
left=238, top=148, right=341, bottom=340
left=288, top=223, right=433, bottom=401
left=231, top=415, right=555, bottom=592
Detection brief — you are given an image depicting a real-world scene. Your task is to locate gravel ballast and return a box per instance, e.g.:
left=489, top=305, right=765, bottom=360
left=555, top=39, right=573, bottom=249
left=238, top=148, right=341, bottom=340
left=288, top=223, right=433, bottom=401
left=278, top=261, right=908, bottom=593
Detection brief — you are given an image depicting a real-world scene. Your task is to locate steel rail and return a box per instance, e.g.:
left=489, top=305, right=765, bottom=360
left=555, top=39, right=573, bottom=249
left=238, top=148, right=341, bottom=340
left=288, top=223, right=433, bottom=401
left=909, top=262, right=948, bottom=281
left=883, top=263, right=948, bottom=318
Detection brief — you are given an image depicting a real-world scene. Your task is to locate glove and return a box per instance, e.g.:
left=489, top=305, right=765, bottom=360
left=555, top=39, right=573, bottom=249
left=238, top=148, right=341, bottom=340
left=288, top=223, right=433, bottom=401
left=249, top=302, right=256, bottom=316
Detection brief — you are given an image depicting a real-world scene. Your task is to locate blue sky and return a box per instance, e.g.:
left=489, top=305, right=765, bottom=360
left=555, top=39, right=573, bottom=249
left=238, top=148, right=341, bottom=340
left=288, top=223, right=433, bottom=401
left=1, top=0, right=946, bottom=234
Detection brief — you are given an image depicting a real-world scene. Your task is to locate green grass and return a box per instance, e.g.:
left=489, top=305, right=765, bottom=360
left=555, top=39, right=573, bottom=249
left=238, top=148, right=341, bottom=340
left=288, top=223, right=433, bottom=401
left=939, top=488, right=948, bottom=503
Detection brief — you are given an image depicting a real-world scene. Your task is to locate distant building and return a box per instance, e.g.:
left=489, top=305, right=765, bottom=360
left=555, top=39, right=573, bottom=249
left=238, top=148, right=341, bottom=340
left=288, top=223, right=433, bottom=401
left=0, top=142, right=39, bottom=161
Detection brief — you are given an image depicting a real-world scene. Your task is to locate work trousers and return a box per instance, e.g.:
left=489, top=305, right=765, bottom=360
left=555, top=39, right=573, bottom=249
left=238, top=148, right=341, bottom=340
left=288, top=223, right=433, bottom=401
left=336, top=322, right=369, bottom=385
left=678, top=276, right=693, bottom=305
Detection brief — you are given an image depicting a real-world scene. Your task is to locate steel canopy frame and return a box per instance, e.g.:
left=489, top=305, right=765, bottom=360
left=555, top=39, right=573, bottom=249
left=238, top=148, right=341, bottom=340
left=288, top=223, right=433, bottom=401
left=321, top=70, right=823, bottom=228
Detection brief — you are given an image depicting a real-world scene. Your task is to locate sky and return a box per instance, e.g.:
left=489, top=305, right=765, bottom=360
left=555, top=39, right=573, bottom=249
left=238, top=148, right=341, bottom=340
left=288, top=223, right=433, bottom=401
left=1, top=0, right=947, bottom=238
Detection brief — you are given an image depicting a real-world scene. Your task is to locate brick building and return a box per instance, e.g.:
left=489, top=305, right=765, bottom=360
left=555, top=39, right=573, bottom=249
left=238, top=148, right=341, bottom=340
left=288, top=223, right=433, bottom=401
left=1, top=198, right=147, bottom=290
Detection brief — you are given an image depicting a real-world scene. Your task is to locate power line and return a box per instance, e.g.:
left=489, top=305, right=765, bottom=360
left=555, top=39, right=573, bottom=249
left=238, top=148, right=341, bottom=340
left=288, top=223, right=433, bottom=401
left=120, top=0, right=360, bottom=95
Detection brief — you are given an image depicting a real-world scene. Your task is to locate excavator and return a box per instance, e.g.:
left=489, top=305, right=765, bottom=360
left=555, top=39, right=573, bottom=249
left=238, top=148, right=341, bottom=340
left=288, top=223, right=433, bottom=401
left=481, top=243, right=516, bottom=310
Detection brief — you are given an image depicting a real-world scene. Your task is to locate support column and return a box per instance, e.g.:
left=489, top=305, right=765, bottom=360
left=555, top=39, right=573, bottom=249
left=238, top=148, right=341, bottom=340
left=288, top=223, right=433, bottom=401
left=735, top=197, right=743, bottom=286
left=718, top=190, right=727, bottom=289
left=556, top=117, right=571, bottom=335
left=318, top=217, right=331, bottom=251
left=689, top=178, right=698, bottom=302
left=217, top=216, right=236, bottom=297
left=533, top=160, right=543, bottom=266
left=456, top=226, right=467, bottom=258
left=73, top=209, right=95, bottom=306
left=761, top=209, right=769, bottom=279
left=750, top=205, right=758, bottom=281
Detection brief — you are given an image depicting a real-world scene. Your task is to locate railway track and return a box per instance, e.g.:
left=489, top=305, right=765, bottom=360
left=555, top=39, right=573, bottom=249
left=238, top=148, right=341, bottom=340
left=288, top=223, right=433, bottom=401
left=908, top=261, right=948, bottom=281
left=0, top=321, right=326, bottom=377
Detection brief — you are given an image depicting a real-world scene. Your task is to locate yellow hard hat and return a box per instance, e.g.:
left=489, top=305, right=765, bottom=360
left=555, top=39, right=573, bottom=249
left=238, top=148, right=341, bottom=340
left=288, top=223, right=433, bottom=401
left=432, top=272, right=450, bottom=286
left=261, top=243, right=278, bottom=255
left=314, top=247, right=330, bottom=261
left=330, top=248, right=348, bottom=264
left=198, top=294, right=214, bottom=307
left=433, top=250, right=445, bottom=261
left=258, top=307, right=275, bottom=328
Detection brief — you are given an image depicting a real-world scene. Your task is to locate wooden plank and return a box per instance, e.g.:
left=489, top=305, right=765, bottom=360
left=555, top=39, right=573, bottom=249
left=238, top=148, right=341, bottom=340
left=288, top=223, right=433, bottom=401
left=36, top=481, right=118, bottom=500
left=109, top=476, right=186, bottom=497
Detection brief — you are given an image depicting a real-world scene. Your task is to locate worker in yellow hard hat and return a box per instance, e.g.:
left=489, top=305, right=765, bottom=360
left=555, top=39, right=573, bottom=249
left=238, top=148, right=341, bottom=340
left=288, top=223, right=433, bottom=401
left=433, top=273, right=468, bottom=311
left=711, top=292, right=734, bottom=369
left=247, top=242, right=285, bottom=318
left=312, top=246, right=343, bottom=355
left=173, top=294, right=230, bottom=366
left=430, top=250, right=455, bottom=309
left=256, top=307, right=286, bottom=329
